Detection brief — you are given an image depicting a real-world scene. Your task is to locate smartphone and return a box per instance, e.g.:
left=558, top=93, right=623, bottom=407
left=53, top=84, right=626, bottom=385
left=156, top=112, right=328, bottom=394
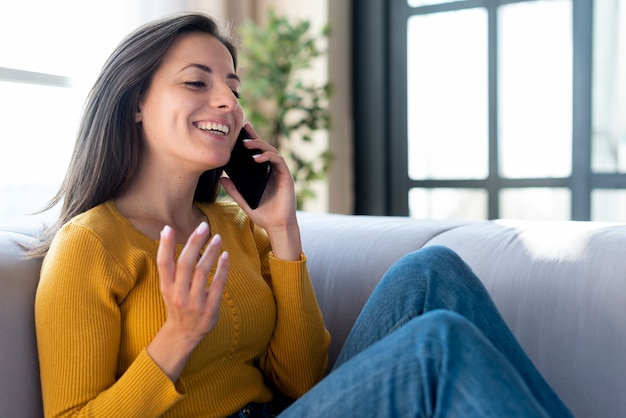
left=223, top=127, right=272, bottom=209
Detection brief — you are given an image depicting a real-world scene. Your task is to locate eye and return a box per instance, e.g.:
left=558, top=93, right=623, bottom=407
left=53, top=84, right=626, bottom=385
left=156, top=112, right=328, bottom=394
left=184, top=81, right=206, bottom=88
left=232, top=90, right=241, bottom=99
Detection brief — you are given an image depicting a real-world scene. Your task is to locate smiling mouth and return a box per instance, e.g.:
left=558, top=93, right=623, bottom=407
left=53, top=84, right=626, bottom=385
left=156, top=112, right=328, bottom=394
left=195, top=121, right=230, bottom=135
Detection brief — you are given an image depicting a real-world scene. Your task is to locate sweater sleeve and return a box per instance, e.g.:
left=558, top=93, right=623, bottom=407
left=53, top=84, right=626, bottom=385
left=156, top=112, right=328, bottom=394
left=35, top=224, right=184, bottom=417
left=254, top=226, right=331, bottom=399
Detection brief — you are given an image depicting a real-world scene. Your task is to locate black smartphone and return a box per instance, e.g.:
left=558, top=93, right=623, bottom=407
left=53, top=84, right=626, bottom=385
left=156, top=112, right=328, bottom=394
left=223, top=127, right=272, bottom=209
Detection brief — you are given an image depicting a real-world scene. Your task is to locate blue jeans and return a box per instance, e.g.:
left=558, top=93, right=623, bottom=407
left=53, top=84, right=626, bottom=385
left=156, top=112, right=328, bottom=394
left=280, top=246, right=572, bottom=417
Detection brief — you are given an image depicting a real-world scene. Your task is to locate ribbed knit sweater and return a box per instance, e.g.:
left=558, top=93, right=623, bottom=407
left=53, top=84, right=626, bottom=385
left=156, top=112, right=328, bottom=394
left=35, top=201, right=330, bottom=417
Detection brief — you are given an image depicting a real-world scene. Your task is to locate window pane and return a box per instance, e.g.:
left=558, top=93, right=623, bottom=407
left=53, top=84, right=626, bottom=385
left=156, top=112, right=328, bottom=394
left=498, top=0, right=572, bottom=178
left=0, top=82, right=83, bottom=224
left=407, top=9, right=488, bottom=180
left=591, top=190, right=626, bottom=222
left=409, top=188, right=487, bottom=220
left=500, top=188, right=570, bottom=220
left=592, top=0, right=626, bottom=173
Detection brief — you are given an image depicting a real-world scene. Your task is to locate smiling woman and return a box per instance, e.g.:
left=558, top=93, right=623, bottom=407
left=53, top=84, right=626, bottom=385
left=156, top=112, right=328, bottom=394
left=32, top=12, right=328, bottom=417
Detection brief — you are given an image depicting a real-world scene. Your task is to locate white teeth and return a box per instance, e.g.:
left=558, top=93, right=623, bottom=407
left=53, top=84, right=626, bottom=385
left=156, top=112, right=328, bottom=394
left=196, top=122, right=230, bottom=135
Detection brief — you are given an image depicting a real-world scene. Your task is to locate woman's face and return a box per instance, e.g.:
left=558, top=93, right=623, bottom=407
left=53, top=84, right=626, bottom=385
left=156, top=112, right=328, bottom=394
left=136, top=32, right=243, bottom=173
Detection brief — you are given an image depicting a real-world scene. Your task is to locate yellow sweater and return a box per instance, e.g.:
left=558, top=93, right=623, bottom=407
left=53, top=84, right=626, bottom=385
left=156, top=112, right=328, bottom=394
left=35, top=201, right=330, bottom=417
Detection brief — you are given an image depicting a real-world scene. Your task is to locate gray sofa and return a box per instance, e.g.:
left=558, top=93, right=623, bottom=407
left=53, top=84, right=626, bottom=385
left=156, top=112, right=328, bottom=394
left=2, top=212, right=625, bottom=417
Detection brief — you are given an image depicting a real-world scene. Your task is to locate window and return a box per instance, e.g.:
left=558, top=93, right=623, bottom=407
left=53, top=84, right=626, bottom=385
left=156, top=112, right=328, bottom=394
left=353, top=0, right=626, bottom=221
left=0, top=1, right=146, bottom=225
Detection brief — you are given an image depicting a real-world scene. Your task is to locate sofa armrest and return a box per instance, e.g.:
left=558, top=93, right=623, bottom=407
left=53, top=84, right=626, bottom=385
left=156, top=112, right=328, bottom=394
left=0, top=229, right=44, bottom=417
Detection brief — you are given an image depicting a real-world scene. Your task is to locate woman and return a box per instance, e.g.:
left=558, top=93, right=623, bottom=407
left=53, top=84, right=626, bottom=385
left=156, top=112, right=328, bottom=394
left=34, top=12, right=572, bottom=418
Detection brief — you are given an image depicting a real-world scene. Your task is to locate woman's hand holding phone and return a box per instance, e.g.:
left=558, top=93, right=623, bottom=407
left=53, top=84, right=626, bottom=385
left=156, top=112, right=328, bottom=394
left=220, top=123, right=302, bottom=261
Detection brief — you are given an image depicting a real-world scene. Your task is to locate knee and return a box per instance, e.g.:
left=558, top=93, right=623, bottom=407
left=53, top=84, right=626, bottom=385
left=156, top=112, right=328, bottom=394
left=386, top=245, right=474, bottom=285
left=402, top=245, right=463, bottom=267
left=404, top=310, right=479, bottom=348
left=413, top=309, right=469, bottom=332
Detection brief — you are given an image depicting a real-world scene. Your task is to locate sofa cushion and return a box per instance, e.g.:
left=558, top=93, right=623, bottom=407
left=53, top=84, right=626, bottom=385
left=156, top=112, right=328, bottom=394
left=427, top=219, right=626, bottom=418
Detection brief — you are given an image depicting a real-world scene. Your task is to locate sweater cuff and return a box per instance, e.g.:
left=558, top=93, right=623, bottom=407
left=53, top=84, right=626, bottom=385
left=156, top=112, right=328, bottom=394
left=268, top=251, right=307, bottom=264
left=267, top=252, right=310, bottom=295
left=116, top=349, right=186, bottom=415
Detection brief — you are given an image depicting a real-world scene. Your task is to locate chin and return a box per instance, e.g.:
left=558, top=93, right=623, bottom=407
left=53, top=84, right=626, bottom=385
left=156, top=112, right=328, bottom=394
left=213, top=153, right=232, bottom=169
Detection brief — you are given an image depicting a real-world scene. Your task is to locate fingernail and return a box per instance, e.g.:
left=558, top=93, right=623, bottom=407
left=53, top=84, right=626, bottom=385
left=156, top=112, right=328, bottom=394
left=196, top=222, right=209, bottom=235
left=220, top=251, right=229, bottom=261
left=161, top=225, right=172, bottom=238
left=211, top=234, right=222, bottom=245
left=242, top=138, right=252, bottom=143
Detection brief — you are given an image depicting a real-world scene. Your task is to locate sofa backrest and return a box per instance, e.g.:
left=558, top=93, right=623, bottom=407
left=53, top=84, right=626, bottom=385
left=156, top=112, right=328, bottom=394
left=298, top=213, right=626, bottom=418
left=0, top=228, right=44, bottom=417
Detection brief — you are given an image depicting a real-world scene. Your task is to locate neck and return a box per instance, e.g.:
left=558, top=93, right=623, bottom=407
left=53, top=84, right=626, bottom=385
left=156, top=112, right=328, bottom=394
left=114, top=165, right=208, bottom=242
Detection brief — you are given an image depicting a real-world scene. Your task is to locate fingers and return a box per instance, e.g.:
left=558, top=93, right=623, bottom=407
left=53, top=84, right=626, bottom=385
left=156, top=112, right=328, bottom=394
left=207, top=251, right=229, bottom=308
left=241, top=122, right=279, bottom=156
left=242, top=121, right=260, bottom=139
left=190, top=233, right=223, bottom=294
left=177, top=222, right=211, bottom=289
left=154, top=222, right=229, bottom=351
left=157, top=222, right=229, bottom=297
left=157, top=225, right=176, bottom=287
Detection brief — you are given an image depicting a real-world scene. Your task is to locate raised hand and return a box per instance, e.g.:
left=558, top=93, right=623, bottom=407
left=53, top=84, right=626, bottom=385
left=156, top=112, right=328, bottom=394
left=148, top=222, right=229, bottom=381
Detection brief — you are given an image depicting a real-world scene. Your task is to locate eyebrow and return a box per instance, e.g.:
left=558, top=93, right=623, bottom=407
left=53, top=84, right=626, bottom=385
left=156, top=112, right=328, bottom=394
left=181, top=63, right=240, bottom=83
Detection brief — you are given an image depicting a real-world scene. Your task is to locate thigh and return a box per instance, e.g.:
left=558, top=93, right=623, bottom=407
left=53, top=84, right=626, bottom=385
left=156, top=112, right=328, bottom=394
left=333, top=246, right=572, bottom=417
left=282, top=311, right=551, bottom=418
left=335, top=246, right=494, bottom=365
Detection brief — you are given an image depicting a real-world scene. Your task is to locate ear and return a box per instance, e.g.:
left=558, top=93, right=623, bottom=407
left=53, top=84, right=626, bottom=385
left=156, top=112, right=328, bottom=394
left=135, top=105, right=142, bottom=123
left=135, top=94, right=145, bottom=123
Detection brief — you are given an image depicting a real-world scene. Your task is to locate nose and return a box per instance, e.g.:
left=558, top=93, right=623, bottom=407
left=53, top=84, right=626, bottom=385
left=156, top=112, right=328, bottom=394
left=210, top=82, right=239, bottom=112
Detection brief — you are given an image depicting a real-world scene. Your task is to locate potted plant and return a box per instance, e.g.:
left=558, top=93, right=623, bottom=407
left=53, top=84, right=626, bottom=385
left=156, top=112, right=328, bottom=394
left=237, top=9, right=333, bottom=209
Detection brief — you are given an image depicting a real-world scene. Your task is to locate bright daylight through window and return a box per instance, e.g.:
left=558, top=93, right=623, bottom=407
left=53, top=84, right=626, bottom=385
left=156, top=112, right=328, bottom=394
left=405, top=0, right=626, bottom=222
left=0, top=1, right=142, bottom=225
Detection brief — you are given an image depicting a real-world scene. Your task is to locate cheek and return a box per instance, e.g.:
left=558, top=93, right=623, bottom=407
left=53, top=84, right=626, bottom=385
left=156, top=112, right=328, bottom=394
left=140, top=94, right=169, bottom=128
left=143, top=88, right=197, bottom=121
left=234, top=106, right=245, bottom=129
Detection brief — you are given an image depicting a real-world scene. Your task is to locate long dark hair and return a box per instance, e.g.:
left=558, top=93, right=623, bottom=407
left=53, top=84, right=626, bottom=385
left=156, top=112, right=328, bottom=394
left=30, top=12, right=238, bottom=257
